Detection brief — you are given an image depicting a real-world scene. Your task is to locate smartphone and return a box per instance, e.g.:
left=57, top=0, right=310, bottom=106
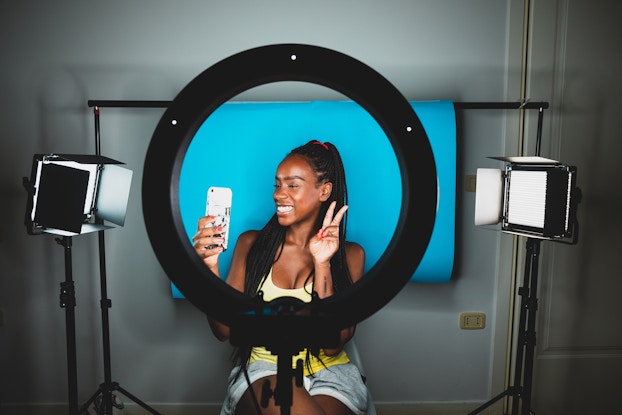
left=205, top=186, right=232, bottom=251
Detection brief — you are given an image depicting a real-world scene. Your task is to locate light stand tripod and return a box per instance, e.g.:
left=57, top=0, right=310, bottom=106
left=79, top=227, right=161, bottom=415
left=468, top=238, right=540, bottom=415
left=79, top=107, right=161, bottom=415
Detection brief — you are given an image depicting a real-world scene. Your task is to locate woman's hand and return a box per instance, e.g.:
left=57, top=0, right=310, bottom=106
left=193, top=215, right=225, bottom=273
left=309, top=201, right=348, bottom=265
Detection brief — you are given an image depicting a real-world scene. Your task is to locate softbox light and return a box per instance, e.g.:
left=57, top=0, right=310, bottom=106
left=475, top=156, right=578, bottom=240
left=24, top=154, right=133, bottom=236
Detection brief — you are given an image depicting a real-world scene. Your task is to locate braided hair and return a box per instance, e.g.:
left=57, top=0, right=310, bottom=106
left=243, top=140, right=354, bottom=297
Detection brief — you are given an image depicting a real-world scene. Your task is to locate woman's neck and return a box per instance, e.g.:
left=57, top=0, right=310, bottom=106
left=285, top=221, right=316, bottom=248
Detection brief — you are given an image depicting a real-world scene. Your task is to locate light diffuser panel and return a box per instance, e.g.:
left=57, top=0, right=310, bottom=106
left=506, top=170, right=548, bottom=229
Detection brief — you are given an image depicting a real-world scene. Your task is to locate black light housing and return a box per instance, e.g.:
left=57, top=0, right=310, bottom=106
left=24, top=154, right=132, bottom=236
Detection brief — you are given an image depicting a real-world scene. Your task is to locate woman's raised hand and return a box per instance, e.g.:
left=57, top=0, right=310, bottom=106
left=193, top=215, right=225, bottom=272
left=310, top=201, right=348, bottom=265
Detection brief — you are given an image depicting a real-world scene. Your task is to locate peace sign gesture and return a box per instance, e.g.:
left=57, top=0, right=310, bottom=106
left=310, top=201, right=348, bottom=264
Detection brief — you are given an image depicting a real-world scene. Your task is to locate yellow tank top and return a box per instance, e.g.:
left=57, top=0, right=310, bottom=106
left=248, top=269, right=350, bottom=376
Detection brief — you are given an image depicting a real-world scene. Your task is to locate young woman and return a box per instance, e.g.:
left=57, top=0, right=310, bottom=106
left=193, top=140, right=368, bottom=415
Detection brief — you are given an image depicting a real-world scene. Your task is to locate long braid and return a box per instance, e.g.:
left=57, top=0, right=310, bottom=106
left=244, top=215, right=284, bottom=296
left=290, top=140, right=353, bottom=375
left=234, top=216, right=284, bottom=369
left=290, top=140, right=353, bottom=291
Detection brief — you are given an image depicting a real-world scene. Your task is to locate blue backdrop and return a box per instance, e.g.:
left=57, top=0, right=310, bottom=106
left=175, top=100, right=456, bottom=298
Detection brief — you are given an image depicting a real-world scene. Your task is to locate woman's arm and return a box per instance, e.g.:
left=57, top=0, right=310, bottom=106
left=322, top=241, right=365, bottom=356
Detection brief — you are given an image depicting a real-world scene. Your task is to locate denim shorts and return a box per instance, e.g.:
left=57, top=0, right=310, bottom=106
left=222, top=360, right=369, bottom=415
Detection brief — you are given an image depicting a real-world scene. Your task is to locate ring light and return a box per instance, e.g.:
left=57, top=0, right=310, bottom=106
left=142, top=44, right=437, bottom=330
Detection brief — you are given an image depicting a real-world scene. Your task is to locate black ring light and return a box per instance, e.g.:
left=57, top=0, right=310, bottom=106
left=142, top=43, right=437, bottom=331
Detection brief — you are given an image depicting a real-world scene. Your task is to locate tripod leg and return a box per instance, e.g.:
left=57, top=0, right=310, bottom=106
left=79, top=388, right=103, bottom=414
left=468, top=387, right=519, bottom=415
left=114, top=384, right=162, bottom=415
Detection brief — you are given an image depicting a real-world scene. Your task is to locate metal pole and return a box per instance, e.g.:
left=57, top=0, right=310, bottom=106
left=520, top=239, right=540, bottom=415
left=94, top=105, right=114, bottom=414
left=86, top=99, right=550, bottom=111
left=58, top=236, right=79, bottom=415
left=535, top=106, right=544, bottom=157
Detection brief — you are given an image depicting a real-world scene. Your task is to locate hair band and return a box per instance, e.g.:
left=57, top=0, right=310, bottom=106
left=312, top=140, right=329, bottom=150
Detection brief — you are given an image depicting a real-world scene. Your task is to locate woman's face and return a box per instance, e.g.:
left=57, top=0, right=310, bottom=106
left=273, top=154, right=331, bottom=227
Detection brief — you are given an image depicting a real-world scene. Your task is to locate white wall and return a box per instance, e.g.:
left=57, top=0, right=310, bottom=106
left=0, top=0, right=520, bottom=409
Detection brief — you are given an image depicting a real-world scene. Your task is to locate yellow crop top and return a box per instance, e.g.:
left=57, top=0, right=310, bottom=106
left=248, top=269, right=350, bottom=376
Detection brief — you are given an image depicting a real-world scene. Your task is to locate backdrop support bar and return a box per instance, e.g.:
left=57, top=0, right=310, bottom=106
left=87, top=100, right=549, bottom=111
left=454, top=101, right=548, bottom=110
left=87, top=100, right=173, bottom=108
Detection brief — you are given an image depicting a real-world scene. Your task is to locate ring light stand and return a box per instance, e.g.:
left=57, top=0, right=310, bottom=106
left=142, top=44, right=438, bottom=414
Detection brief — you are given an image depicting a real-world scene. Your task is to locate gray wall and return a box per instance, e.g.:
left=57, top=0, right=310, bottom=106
left=1, top=0, right=517, bottom=409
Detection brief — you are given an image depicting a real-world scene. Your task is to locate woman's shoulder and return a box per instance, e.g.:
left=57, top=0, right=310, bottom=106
left=345, top=240, right=365, bottom=256
left=236, top=230, right=259, bottom=247
left=345, top=241, right=365, bottom=282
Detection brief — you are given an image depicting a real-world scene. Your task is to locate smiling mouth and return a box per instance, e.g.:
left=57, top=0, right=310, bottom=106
left=277, top=206, right=293, bottom=213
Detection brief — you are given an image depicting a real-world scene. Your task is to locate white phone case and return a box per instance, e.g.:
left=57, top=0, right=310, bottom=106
left=205, top=186, right=232, bottom=251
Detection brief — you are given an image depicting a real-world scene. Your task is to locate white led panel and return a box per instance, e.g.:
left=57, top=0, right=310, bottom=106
left=506, top=170, right=548, bottom=229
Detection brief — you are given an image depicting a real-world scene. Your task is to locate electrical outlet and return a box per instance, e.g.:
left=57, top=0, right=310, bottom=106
left=460, top=312, right=486, bottom=329
left=465, top=174, right=477, bottom=192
